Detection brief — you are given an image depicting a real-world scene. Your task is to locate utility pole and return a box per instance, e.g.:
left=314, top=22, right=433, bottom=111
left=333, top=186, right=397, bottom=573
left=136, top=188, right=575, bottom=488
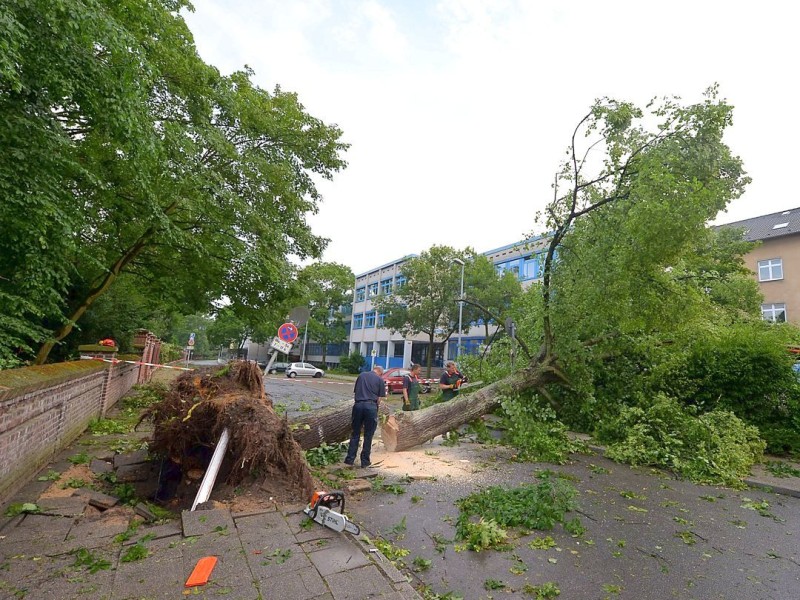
left=453, top=258, right=465, bottom=359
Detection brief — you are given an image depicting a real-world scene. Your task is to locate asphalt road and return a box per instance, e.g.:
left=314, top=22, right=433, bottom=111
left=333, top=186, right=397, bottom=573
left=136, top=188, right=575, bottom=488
left=263, top=373, right=356, bottom=419
left=349, top=439, right=800, bottom=600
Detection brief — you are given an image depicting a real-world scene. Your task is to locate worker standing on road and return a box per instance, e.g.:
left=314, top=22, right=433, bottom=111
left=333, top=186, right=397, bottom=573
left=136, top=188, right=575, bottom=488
left=344, top=365, right=386, bottom=468
left=402, top=363, right=422, bottom=411
left=439, top=360, right=465, bottom=401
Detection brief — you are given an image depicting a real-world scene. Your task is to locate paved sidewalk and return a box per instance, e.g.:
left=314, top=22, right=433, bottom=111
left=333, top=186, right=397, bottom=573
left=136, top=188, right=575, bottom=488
left=0, top=496, right=419, bottom=599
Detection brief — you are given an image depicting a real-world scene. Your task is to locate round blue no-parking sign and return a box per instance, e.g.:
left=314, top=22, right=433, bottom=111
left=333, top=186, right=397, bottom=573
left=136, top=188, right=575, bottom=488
left=278, top=322, right=299, bottom=343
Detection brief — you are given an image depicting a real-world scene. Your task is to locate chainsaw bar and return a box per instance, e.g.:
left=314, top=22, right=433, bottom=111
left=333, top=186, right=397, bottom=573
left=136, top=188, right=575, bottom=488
left=304, top=505, right=360, bottom=535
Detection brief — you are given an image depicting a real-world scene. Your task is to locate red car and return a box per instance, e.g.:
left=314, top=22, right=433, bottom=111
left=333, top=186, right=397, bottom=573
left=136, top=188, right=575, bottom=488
left=381, top=368, right=433, bottom=394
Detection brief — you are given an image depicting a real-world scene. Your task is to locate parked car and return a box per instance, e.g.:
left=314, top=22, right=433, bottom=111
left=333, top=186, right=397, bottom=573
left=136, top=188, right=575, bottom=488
left=381, top=368, right=433, bottom=394
left=264, top=361, right=289, bottom=374
left=286, top=362, right=325, bottom=378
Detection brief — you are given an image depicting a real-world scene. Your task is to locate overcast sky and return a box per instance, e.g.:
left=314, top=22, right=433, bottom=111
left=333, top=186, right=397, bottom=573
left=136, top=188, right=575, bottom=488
left=183, top=0, right=798, bottom=275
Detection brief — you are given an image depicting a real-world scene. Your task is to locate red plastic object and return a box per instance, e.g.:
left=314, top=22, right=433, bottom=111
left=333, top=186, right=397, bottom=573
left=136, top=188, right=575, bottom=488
left=185, top=556, right=218, bottom=587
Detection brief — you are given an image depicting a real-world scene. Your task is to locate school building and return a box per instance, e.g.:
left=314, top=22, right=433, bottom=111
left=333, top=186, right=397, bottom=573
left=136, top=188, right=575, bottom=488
left=346, top=235, right=551, bottom=371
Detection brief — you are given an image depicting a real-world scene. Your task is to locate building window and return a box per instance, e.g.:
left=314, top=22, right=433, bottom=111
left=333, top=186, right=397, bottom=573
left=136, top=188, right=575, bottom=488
left=393, top=344, right=405, bottom=358
left=367, top=282, right=379, bottom=297
left=353, top=313, right=363, bottom=329
left=378, top=342, right=388, bottom=357
left=381, top=278, right=393, bottom=295
left=495, top=260, right=521, bottom=278
left=758, top=258, right=783, bottom=282
left=365, top=311, right=376, bottom=328
left=395, top=275, right=406, bottom=288
left=523, top=257, right=537, bottom=279
left=377, top=313, right=386, bottom=327
left=762, top=303, right=786, bottom=322
left=355, top=287, right=365, bottom=302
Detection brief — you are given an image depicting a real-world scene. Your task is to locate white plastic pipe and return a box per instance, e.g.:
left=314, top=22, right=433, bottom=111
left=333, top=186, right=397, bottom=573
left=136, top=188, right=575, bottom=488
left=191, top=427, right=230, bottom=511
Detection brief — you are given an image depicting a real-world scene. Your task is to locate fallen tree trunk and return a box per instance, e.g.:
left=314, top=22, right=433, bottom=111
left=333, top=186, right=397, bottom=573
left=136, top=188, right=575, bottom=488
left=381, top=359, right=568, bottom=452
left=291, top=400, right=390, bottom=450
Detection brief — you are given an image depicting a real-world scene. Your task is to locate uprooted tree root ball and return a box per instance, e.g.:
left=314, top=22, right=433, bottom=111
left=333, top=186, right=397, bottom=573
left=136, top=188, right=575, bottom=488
left=139, top=360, right=314, bottom=502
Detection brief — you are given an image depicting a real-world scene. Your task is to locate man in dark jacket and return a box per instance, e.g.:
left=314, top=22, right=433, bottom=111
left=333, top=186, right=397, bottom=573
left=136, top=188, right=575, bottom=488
left=344, top=365, right=386, bottom=467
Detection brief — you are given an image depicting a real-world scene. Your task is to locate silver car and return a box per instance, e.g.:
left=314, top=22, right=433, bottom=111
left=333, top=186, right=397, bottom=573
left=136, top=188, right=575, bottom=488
left=286, top=362, right=325, bottom=378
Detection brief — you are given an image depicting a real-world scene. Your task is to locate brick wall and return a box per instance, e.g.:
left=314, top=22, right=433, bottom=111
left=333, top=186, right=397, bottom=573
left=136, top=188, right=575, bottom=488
left=0, top=350, right=153, bottom=504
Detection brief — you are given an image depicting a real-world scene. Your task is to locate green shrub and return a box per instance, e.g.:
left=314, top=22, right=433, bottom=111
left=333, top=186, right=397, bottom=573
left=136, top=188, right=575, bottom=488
left=339, top=351, right=365, bottom=374
left=597, top=394, right=765, bottom=486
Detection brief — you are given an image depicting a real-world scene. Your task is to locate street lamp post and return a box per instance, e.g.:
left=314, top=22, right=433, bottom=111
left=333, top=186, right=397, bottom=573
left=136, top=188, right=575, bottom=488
left=453, top=258, right=465, bottom=359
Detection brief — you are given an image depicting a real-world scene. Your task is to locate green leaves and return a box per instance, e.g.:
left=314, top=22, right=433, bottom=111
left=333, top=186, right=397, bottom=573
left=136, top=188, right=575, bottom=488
left=455, top=477, right=579, bottom=545
left=1, top=0, right=348, bottom=364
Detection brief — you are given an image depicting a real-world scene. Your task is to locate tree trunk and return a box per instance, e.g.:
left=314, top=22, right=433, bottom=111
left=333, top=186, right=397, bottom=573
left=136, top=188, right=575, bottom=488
left=381, top=356, right=568, bottom=452
left=290, top=399, right=391, bottom=450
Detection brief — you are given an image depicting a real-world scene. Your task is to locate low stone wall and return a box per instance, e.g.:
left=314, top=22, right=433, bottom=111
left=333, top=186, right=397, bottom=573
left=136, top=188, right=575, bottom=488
left=0, top=359, right=142, bottom=504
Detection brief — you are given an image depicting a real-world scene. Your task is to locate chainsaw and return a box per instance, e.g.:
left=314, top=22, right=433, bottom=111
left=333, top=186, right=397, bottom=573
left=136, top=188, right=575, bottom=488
left=303, top=490, right=360, bottom=535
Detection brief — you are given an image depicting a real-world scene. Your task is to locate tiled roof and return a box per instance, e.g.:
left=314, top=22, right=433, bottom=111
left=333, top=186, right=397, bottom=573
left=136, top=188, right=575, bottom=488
left=716, top=207, right=800, bottom=242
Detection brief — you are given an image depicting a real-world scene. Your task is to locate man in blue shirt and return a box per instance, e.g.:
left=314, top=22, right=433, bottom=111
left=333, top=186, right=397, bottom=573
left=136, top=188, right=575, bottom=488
left=344, top=365, right=386, bottom=468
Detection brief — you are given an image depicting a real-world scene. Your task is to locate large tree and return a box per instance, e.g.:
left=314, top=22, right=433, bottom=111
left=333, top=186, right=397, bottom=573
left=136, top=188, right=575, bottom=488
left=383, top=88, right=752, bottom=449
left=0, top=0, right=347, bottom=366
left=297, top=262, right=354, bottom=364
left=373, top=246, right=466, bottom=375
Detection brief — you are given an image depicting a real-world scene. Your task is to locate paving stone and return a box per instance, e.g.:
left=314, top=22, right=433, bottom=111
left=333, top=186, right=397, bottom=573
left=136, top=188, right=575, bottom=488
left=73, top=488, right=120, bottom=509
left=301, top=537, right=338, bottom=553
left=235, top=511, right=296, bottom=544
left=324, top=564, right=396, bottom=599
left=115, top=463, right=152, bottom=482
left=0, top=538, right=49, bottom=560
left=37, top=496, right=89, bottom=517
left=90, top=458, right=114, bottom=474
left=244, top=536, right=313, bottom=577
left=0, top=513, right=24, bottom=535
left=2, top=550, right=117, bottom=600
left=93, top=449, right=115, bottom=462
left=63, top=511, right=132, bottom=552
left=232, top=507, right=277, bottom=519
left=111, top=554, right=184, bottom=599
left=0, top=513, right=75, bottom=545
left=307, top=537, right=371, bottom=577
left=113, top=449, right=150, bottom=468
left=344, top=479, right=373, bottom=493
left=251, top=565, right=328, bottom=600
left=122, top=521, right=182, bottom=545
left=134, top=502, right=158, bottom=522
left=181, top=531, right=244, bottom=561
left=181, top=508, right=235, bottom=537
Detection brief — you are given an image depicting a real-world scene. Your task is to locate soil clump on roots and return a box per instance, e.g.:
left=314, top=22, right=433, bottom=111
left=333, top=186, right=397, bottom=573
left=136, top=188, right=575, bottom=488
left=140, top=361, right=314, bottom=505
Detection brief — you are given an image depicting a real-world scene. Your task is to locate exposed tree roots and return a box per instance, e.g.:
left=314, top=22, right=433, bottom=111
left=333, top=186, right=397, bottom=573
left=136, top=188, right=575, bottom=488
left=140, top=361, right=313, bottom=501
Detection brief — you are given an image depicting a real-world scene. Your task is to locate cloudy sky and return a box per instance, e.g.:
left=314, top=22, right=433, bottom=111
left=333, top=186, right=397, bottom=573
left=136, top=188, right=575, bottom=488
left=183, top=0, right=798, bottom=275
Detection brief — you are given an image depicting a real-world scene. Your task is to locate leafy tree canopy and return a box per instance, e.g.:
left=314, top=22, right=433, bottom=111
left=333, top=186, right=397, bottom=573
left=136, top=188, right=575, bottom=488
left=297, top=262, right=354, bottom=362
left=374, top=246, right=522, bottom=374
left=0, top=0, right=348, bottom=366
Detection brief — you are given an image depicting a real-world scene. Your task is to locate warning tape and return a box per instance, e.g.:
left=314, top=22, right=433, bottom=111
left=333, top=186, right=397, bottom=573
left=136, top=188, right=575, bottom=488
left=81, top=356, right=195, bottom=371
